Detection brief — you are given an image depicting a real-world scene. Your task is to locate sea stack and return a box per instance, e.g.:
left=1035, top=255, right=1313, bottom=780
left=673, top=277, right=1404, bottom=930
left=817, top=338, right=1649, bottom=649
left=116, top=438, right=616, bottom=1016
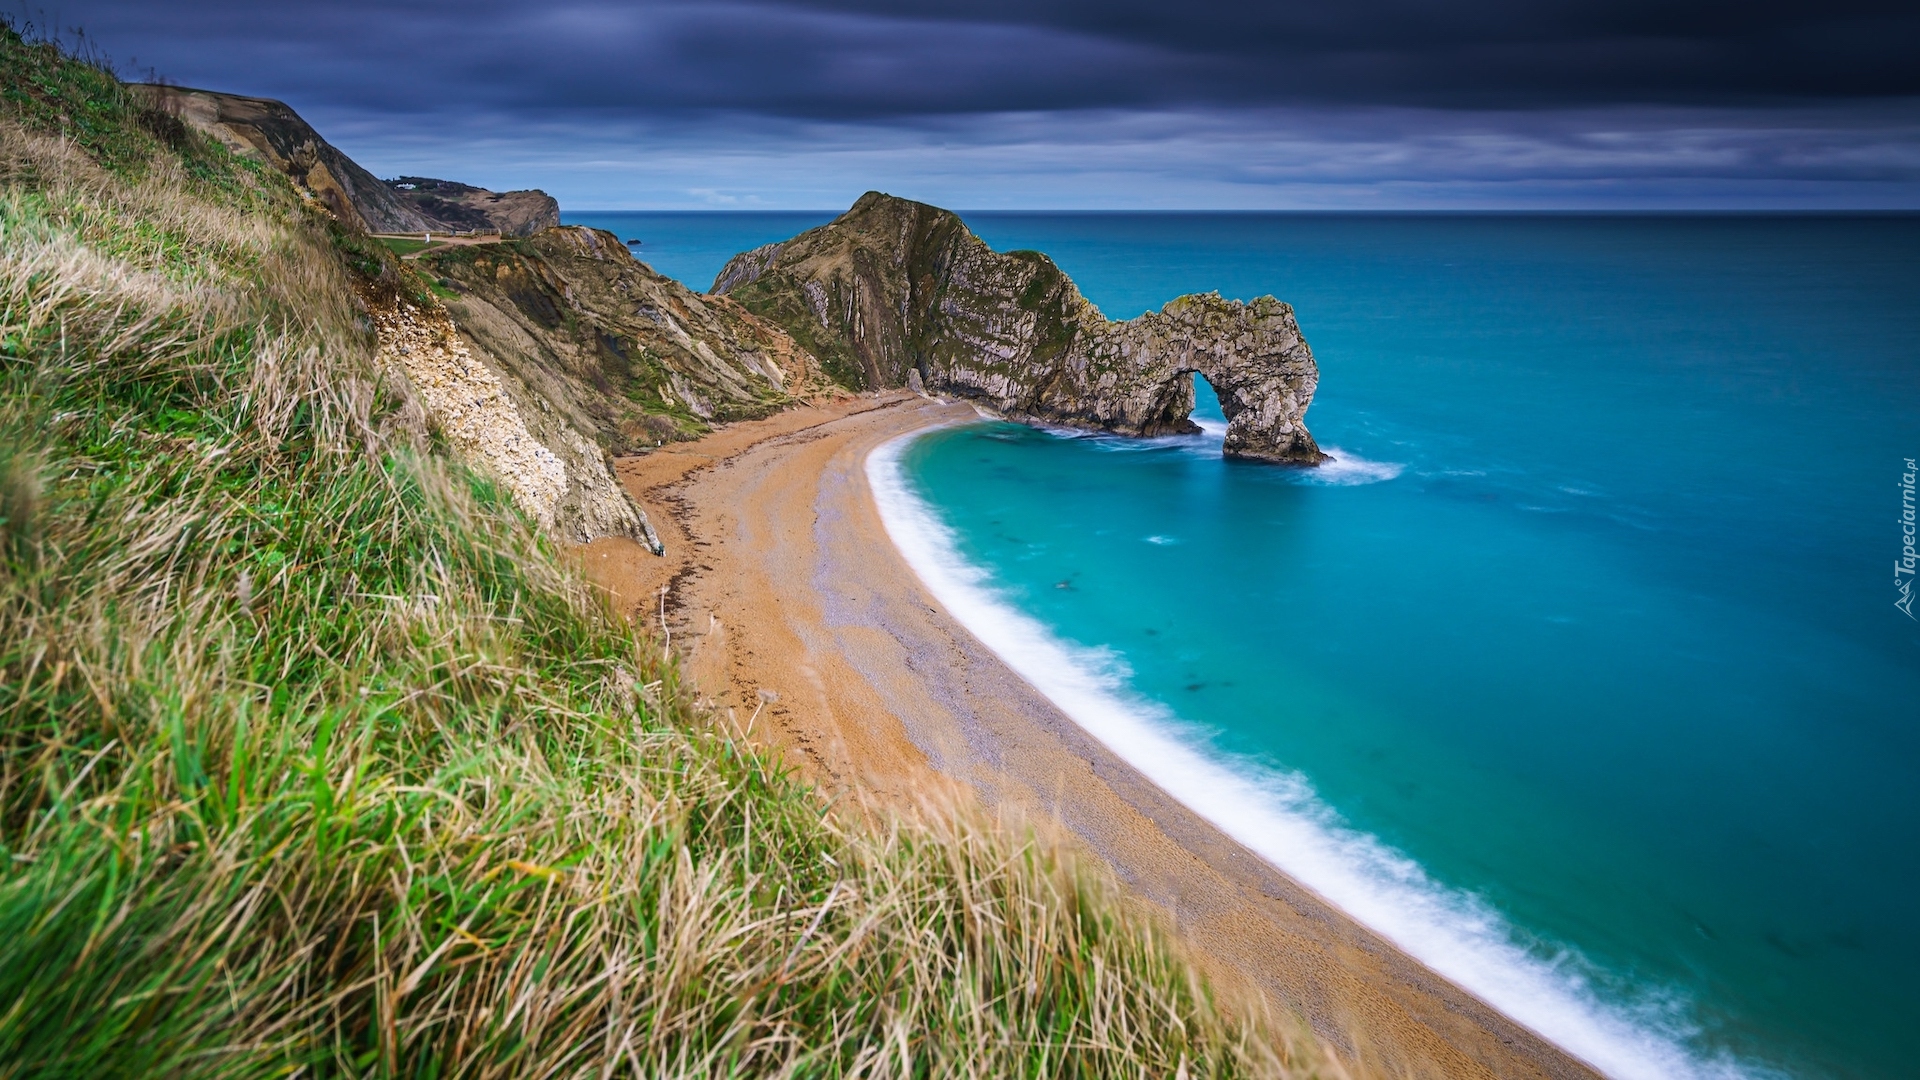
left=713, top=191, right=1325, bottom=464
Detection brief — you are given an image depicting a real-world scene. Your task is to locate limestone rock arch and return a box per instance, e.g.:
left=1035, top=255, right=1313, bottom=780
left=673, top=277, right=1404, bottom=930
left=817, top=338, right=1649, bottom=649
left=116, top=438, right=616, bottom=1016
left=715, top=192, right=1327, bottom=465
left=1081, top=293, right=1327, bottom=464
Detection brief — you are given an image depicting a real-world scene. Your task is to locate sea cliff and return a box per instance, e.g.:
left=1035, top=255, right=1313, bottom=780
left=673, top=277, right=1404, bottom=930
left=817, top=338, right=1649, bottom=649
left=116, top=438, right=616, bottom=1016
left=136, top=87, right=830, bottom=545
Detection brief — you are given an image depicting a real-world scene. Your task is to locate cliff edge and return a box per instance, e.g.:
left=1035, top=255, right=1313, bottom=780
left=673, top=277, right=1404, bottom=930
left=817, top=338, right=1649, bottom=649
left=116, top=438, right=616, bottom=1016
left=714, top=192, right=1324, bottom=464
left=130, top=87, right=815, bottom=545
left=135, top=86, right=557, bottom=236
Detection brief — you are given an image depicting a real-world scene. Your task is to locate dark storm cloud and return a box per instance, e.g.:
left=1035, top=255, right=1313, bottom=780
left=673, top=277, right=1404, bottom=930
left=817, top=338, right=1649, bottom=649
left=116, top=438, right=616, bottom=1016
left=748, top=0, right=1920, bottom=106
left=38, top=0, right=1920, bottom=121
left=26, top=0, right=1920, bottom=207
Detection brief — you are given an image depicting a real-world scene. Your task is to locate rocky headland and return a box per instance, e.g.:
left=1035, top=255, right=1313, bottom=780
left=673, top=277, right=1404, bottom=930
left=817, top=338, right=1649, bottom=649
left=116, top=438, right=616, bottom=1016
left=385, top=175, right=559, bottom=237
left=137, top=86, right=558, bottom=236
left=136, top=87, right=824, bottom=545
left=343, top=222, right=826, bottom=546
left=714, top=191, right=1326, bottom=464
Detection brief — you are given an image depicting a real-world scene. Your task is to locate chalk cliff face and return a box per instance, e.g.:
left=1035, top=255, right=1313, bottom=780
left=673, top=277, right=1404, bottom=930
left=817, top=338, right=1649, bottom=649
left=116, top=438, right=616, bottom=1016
left=421, top=226, right=828, bottom=455
left=714, top=192, right=1324, bottom=464
left=365, top=289, right=660, bottom=549
left=136, top=87, right=557, bottom=237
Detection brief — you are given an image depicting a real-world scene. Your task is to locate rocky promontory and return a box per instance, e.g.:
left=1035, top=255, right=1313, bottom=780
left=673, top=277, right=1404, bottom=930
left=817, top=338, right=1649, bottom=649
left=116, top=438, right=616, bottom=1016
left=714, top=192, right=1324, bottom=464
left=137, top=86, right=558, bottom=237
left=385, top=176, right=559, bottom=237
left=354, top=224, right=825, bottom=547
left=135, top=85, right=822, bottom=543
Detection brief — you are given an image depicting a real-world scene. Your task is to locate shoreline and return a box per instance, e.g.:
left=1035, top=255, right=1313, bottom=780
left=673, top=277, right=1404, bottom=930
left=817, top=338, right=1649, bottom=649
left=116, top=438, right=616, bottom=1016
left=580, top=392, right=1603, bottom=1080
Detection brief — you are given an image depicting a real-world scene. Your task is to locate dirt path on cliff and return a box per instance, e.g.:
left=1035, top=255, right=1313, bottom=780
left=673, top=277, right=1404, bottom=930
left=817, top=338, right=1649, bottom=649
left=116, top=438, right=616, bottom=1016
left=371, top=233, right=503, bottom=259
left=578, top=393, right=1604, bottom=1080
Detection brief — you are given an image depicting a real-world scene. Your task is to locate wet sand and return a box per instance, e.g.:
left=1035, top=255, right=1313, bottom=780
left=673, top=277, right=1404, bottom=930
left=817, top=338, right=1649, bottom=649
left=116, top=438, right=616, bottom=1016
left=579, top=391, right=1602, bottom=1080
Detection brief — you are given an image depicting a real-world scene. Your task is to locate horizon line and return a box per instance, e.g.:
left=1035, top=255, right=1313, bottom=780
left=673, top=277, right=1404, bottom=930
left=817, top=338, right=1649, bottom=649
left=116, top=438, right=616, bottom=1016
left=562, top=206, right=1920, bottom=215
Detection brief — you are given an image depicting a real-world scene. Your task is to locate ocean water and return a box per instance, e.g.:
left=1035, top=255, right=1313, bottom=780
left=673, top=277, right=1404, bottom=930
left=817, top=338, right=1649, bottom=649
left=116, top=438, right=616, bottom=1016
left=574, top=210, right=1920, bottom=1079
left=563, top=211, right=836, bottom=289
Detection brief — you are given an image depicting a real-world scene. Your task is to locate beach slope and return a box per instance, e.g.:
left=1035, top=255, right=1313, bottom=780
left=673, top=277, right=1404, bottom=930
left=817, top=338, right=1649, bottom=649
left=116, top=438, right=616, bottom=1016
left=581, top=393, right=1603, bottom=1080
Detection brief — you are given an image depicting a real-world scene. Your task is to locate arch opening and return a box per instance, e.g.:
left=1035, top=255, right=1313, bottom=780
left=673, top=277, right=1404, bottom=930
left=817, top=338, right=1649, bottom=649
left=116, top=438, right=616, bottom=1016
left=1173, top=351, right=1325, bottom=465
left=1190, top=371, right=1227, bottom=430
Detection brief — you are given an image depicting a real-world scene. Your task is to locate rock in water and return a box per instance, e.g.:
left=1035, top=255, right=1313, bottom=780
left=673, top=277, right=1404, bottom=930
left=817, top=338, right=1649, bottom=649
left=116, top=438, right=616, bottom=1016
left=712, top=192, right=1325, bottom=464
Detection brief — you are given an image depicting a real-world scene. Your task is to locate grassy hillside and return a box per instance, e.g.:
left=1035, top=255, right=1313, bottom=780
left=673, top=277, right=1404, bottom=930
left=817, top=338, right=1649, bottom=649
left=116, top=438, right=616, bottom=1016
left=0, top=27, right=1349, bottom=1078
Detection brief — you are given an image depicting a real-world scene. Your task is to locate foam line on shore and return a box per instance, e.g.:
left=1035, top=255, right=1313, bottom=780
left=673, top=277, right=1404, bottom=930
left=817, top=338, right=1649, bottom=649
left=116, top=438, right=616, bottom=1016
left=866, top=428, right=1766, bottom=1080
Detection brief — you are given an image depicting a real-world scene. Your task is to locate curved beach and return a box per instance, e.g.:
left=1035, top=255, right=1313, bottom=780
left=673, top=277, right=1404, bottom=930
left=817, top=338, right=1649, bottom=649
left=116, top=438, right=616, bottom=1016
left=580, top=391, right=1602, bottom=1080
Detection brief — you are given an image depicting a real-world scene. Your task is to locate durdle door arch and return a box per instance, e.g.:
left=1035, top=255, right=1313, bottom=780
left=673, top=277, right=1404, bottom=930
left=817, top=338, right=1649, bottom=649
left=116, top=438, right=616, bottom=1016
left=1190, top=352, right=1326, bottom=466
left=709, top=193, right=1328, bottom=464
left=1073, top=292, right=1328, bottom=465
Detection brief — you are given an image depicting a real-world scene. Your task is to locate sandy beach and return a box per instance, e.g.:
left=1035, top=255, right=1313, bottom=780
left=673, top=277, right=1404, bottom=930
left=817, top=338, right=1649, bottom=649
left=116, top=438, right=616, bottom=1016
left=579, top=391, right=1602, bottom=1080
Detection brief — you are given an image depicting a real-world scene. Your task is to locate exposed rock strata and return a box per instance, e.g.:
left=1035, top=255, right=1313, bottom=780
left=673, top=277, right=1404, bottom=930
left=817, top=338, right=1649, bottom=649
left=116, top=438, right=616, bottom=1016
left=715, top=192, right=1324, bottom=463
left=136, top=86, right=557, bottom=237
left=358, top=218, right=825, bottom=547
left=369, top=295, right=660, bottom=549
left=421, top=226, right=831, bottom=454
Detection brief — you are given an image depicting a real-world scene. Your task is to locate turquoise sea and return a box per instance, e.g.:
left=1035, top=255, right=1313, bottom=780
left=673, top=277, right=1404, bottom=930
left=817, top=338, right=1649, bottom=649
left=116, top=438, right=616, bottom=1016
left=567, top=211, right=1920, bottom=1080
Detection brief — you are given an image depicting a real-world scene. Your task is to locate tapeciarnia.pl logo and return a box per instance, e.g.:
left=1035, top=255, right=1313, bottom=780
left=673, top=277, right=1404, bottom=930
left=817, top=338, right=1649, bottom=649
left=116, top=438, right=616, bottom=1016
left=1899, top=457, right=1917, bottom=620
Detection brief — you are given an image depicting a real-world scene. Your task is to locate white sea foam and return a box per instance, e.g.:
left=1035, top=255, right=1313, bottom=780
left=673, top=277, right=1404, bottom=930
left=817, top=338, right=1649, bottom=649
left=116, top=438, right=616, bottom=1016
left=866, top=431, right=1772, bottom=1080
left=1303, top=446, right=1405, bottom=485
left=1119, top=416, right=1406, bottom=482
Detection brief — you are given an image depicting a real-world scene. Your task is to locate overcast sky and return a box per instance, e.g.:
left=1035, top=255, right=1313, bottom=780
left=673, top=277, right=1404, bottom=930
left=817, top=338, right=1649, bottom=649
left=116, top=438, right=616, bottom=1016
left=35, top=0, right=1920, bottom=208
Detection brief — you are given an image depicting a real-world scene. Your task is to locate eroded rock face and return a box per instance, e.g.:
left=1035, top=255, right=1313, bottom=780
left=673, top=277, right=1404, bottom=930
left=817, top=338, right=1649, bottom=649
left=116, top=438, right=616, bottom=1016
left=1041, top=293, right=1321, bottom=463
left=137, top=85, right=421, bottom=233
left=367, top=293, right=661, bottom=550
left=714, top=192, right=1324, bottom=463
left=422, top=226, right=830, bottom=453
left=343, top=225, right=827, bottom=547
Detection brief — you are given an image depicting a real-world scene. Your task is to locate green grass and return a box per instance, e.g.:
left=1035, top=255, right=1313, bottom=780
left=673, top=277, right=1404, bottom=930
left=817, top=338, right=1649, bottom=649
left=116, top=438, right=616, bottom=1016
left=376, top=237, right=443, bottom=257
left=0, top=24, right=1355, bottom=1079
